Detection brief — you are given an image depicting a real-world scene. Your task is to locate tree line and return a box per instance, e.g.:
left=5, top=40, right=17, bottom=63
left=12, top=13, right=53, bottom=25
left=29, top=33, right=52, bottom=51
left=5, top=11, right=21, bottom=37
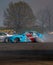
left=3, top=1, right=53, bottom=33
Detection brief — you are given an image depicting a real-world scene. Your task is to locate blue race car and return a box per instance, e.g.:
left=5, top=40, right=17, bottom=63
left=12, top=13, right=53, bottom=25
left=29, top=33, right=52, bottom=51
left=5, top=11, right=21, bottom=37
left=4, top=34, right=31, bottom=43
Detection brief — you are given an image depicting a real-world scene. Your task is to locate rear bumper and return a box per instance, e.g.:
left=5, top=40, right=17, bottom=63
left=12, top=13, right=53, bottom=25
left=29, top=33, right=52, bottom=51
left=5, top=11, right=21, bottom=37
left=35, top=37, right=44, bottom=42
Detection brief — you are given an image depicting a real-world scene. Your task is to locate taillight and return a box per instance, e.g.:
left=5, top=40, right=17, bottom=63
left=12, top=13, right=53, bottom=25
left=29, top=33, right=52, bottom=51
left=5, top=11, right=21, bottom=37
left=29, top=37, right=35, bottom=42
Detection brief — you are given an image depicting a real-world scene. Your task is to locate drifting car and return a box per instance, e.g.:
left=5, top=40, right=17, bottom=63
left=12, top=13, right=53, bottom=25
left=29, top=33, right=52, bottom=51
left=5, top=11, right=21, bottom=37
left=0, top=32, right=13, bottom=42
left=4, top=34, right=31, bottom=43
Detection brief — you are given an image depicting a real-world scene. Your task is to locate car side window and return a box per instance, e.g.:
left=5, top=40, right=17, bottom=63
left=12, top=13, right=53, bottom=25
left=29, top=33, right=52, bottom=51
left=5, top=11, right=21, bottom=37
left=0, top=33, right=7, bottom=36
left=2, top=33, right=7, bottom=36
left=0, top=33, right=2, bottom=36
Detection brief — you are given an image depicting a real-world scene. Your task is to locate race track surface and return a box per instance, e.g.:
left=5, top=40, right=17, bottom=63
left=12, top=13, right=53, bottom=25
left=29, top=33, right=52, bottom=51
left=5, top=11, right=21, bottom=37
left=0, top=42, right=53, bottom=50
left=0, top=43, right=52, bottom=60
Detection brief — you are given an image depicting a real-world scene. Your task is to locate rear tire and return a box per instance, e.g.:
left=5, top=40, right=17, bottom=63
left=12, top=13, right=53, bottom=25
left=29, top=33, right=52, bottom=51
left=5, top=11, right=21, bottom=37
left=14, top=38, right=20, bottom=43
left=34, top=38, right=38, bottom=42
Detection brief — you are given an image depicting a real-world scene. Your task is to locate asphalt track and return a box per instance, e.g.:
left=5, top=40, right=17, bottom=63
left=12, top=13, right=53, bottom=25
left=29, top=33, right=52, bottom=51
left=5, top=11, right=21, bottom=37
left=0, top=43, right=52, bottom=60
left=0, top=43, right=52, bottom=65
left=0, top=42, right=53, bottom=50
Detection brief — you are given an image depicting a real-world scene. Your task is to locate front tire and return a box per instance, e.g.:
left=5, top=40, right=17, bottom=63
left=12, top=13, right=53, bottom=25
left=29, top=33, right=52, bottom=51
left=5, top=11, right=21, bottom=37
left=4, top=38, right=10, bottom=43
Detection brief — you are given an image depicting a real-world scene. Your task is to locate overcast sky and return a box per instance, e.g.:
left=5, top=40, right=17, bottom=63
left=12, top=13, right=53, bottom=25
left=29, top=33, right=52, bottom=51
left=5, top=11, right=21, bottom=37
left=0, top=0, right=53, bottom=26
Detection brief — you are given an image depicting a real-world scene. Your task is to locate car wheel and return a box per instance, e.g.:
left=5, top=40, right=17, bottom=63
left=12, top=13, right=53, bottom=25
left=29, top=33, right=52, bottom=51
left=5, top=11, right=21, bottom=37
left=34, top=38, right=38, bottom=42
left=4, top=38, right=9, bottom=43
left=14, top=38, right=20, bottom=43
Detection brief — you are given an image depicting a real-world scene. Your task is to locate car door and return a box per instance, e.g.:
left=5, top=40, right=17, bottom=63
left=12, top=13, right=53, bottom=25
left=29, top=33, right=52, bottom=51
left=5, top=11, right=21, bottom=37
left=0, top=32, right=7, bottom=42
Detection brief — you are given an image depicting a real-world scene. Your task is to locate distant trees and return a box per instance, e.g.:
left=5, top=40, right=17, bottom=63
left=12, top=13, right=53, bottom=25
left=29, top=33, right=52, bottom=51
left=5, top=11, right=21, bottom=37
left=4, top=1, right=35, bottom=32
left=37, top=7, right=53, bottom=32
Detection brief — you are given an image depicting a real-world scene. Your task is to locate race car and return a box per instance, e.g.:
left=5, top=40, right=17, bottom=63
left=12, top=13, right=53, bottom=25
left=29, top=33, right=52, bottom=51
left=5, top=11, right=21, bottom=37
left=4, top=31, right=44, bottom=43
left=4, top=34, right=31, bottom=43
left=0, top=32, right=13, bottom=42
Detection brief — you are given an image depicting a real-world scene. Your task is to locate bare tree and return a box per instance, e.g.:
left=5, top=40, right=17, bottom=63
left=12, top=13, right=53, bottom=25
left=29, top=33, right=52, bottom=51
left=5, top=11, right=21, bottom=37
left=4, top=1, right=35, bottom=32
left=37, top=7, right=53, bottom=32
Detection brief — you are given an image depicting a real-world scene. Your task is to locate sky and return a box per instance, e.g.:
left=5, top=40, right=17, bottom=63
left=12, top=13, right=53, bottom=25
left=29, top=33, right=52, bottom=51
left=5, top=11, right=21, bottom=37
left=0, top=0, right=53, bottom=27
